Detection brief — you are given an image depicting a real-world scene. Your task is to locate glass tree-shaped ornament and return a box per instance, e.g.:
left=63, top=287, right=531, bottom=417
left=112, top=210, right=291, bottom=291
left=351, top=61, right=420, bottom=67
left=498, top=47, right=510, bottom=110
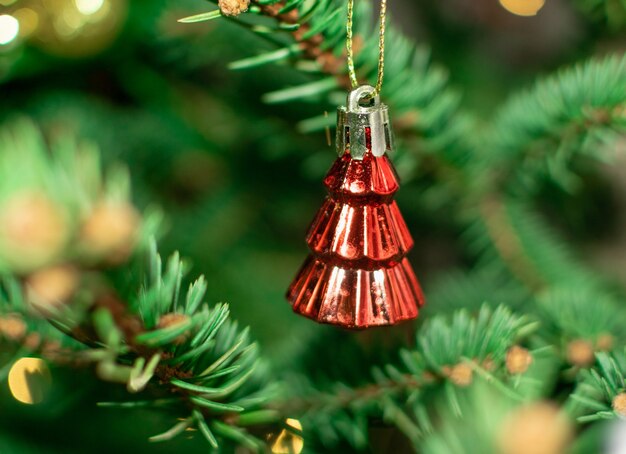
left=287, top=86, right=425, bottom=329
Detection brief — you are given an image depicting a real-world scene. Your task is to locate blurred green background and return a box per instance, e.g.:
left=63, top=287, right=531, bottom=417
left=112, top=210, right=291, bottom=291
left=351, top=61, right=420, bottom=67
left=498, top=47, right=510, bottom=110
left=0, top=0, right=624, bottom=451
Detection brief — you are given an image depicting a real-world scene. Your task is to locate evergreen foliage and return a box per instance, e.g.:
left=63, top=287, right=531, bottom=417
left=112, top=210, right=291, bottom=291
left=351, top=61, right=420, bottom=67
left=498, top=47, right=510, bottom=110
left=0, top=0, right=625, bottom=452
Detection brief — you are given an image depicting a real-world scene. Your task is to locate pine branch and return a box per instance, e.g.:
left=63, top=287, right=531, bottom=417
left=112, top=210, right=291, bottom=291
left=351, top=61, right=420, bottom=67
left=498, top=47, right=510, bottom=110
left=465, top=58, right=626, bottom=295
left=280, top=305, right=537, bottom=450
left=424, top=268, right=529, bottom=315
left=0, top=118, right=278, bottom=451
left=252, top=1, right=349, bottom=81
left=570, top=350, right=626, bottom=422
left=4, top=6, right=626, bottom=453
left=472, top=195, right=548, bottom=292
left=463, top=192, right=615, bottom=318
left=185, top=0, right=476, bottom=170
left=482, top=54, right=626, bottom=194
left=187, top=0, right=349, bottom=85
left=0, top=277, right=89, bottom=379
left=537, top=287, right=625, bottom=344
left=573, top=0, right=626, bottom=29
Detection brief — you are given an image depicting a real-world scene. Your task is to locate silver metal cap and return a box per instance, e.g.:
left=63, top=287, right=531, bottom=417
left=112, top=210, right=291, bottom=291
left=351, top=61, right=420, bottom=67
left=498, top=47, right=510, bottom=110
left=336, top=85, right=394, bottom=160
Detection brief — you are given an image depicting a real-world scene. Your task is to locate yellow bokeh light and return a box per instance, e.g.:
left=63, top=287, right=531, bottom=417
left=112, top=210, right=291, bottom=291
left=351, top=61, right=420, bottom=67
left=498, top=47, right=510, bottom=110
left=499, top=0, right=546, bottom=16
left=271, top=419, right=304, bottom=454
left=31, top=0, right=123, bottom=57
left=0, top=14, right=20, bottom=45
left=8, top=357, right=52, bottom=405
left=75, top=0, right=105, bottom=15
left=13, top=8, right=40, bottom=38
left=285, top=418, right=302, bottom=430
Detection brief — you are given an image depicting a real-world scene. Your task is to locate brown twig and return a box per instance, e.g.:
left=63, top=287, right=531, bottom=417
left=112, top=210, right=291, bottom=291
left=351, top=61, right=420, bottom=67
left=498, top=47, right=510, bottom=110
left=91, top=292, right=193, bottom=382
left=480, top=195, right=546, bottom=292
left=277, top=373, right=424, bottom=415
left=480, top=104, right=626, bottom=293
left=253, top=1, right=351, bottom=86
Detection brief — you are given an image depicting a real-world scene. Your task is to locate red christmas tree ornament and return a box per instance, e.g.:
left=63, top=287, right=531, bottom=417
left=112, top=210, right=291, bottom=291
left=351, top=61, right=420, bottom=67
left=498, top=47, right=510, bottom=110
left=287, top=86, right=425, bottom=329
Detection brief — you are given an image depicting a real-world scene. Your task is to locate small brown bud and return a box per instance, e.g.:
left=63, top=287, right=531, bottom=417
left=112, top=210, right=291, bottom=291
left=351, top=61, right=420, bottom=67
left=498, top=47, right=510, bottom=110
left=395, top=110, right=420, bottom=131
left=23, top=333, right=41, bottom=351
left=352, top=35, right=364, bottom=55
left=41, top=340, right=62, bottom=360
left=422, top=371, right=436, bottom=383
left=157, top=313, right=190, bottom=345
left=612, top=393, right=626, bottom=416
left=0, top=314, right=27, bottom=341
left=0, top=192, right=67, bottom=272
left=218, top=0, right=249, bottom=16
left=443, top=363, right=473, bottom=387
left=506, top=346, right=533, bottom=375
left=482, top=355, right=496, bottom=372
left=596, top=334, right=614, bottom=352
left=26, top=265, right=78, bottom=312
left=566, top=339, right=595, bottom=367
left=498, top=402, right=572, bottom=454
left=80, top=201, right=140, bottom=263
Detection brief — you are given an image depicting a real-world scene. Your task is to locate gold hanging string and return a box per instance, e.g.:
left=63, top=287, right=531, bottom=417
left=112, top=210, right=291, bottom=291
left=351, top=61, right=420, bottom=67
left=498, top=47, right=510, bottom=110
left=346, top=0, right=388, bottom=97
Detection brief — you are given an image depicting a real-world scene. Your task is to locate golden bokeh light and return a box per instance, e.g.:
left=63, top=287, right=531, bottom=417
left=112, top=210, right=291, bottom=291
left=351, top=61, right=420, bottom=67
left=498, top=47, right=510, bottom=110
left=26, top=264, right=78, bottom=312
left=8, top=357, right=52, bottom=405
left=0, top=14, right=20, bottom=45
left=499, top=0, right=545, bottom=16
left=1, top=0, right=127, bottom=57
left=286, top=418, right=302, bottom=430
left=75, top=0, right=104, bottom=15
left=13, top=8, right=40, bottom=38
left=271, top=418, right=304, bottom=454
left=498, top=402, right=572, bottom=454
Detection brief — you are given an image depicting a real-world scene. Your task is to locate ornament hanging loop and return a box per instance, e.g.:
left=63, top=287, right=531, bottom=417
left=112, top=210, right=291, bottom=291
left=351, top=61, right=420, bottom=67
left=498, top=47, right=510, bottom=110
left=348, top=85, right=380, bottom=111
left=346, top=0, right=388, bottom=98
left=337, top=85, right=394, bottom=160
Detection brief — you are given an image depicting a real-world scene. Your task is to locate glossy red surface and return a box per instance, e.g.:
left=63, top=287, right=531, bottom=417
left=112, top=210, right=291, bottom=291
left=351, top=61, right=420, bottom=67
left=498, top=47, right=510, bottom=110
left=323, top=152, right=399, bottom=203
left=287, top=257, right=423, bottom=328
left=306, top=199, right=413, bottom=266
left=287, top=150, right=424, bottom=329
